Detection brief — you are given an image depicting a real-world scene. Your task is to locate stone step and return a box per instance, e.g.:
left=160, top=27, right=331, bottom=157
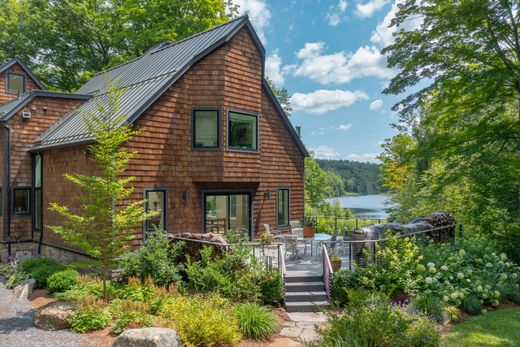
left=285, top=275, right=323, bottom=283
left=285, top=301, right=330, bottom=313
left=285, top=281, right=325, bottom=292
left=285, top=291, right=328, bottom=302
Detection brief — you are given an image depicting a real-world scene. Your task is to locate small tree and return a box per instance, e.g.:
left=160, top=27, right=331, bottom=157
left=49, top=81, right=156, bottom=300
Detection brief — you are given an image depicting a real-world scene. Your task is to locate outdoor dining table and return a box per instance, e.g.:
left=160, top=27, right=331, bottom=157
left=308, top=233, right=332, bottom=258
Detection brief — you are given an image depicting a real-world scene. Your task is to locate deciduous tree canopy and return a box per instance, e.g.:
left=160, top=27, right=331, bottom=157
left=0, top=0, right=234, bottom=91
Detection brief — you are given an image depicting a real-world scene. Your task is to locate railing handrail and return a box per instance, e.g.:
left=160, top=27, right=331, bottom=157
left=322, top=244, right=333, bottom=299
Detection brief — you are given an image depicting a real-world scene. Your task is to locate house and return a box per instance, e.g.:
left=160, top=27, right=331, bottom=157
left=0, top=16, right=307, bottom=262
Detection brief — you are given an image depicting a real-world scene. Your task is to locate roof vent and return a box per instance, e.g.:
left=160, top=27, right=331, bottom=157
left=22, top=107, right=31, bottom=120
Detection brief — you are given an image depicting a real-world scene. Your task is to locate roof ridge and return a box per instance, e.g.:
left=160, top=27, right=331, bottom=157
left=149, top=15, right=248, bottom=55
left=91, top=15, right=248, bottom=78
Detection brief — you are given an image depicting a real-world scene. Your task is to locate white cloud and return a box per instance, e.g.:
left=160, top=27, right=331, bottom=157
left=291, top=89, right=369, bottom=115
left=356, top=0, right=391, bottom=18
left=337, top=123, right=353, bottom=131
left=369, top=99, right=384, bottom=110
left=293, top=42, right=394, bottom=84
left=370, top=0, right=422, bottom=48
left=346, top=153, right=381, bottom=163
left=326, top=0, right=348, bottom=26
left=312, top=145, right=341, bottom=160
left=310, top=126, right=333, bottom=136
left=265, top=51, right=285, bottom=85
left=235, top=0, right=271, bottom=43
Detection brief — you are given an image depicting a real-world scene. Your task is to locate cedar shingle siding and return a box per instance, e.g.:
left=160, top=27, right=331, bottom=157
left=0, top=17, right=306, bottom=261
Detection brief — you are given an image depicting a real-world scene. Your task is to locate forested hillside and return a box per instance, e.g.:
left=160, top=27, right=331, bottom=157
left=316, top=159, right=384, bottom=196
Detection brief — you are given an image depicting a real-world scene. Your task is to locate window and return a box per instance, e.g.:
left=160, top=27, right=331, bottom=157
left=13, top=188, right=30, bottom=215
left=7, top=73, right=26, bottom=94
left=193, top=110, right=219, bottom=148
left=145, top=189, right=166, bottom=233
left=228, top=111, right=258, bottom=151
left=277, top=189, right=289, bottom=227
left=33, top=154, right=42, bottom=229
left=205, top=193, right=250, bottom=237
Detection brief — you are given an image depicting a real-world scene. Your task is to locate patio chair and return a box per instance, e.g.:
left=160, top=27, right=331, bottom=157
left=284, top=235, right=299, bottom=260
left=326, top=230, right=340, bottom=253
left=263, top=224, right=281, bottom=236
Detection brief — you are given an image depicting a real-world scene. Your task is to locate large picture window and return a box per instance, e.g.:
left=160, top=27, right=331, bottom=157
left=193, top=110, right=219, bottom=148
left=7, top=73, right=26, bottom=94
left=33, top=154, right=42, bottom=230
left=204, top=193, right=251, bottom=237
left=145, top=189, right=166, bottom=234
left=228, top=111, right=258, bottom=151
left=277, top=189, right=289, bottom=227
left=13, top=187, right=30, bottom=215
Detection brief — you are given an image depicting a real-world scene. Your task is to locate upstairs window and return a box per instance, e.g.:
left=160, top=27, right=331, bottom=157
left=7, top=73, right=26, bottom=94
left=193, top=110, right=219, bottom=149
left=13, top=187, right=30, bottom=215
left=228, top=111, right=258, bottom=151
left=277, top=189, right=289, bottom=227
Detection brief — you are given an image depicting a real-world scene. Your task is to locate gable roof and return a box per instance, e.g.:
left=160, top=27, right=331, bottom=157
left=33, top=15, right=307, bottom=157
left=0, top=90, right=91, bottom=122
left=0, top=57, right=47, bottom=91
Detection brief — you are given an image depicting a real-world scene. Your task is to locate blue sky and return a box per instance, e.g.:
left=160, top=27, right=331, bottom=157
left=234, top=0, right=410, bottom=163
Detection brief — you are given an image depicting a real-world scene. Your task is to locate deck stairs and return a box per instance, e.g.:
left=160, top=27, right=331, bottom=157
left=284, top=273, right=330, bottom=312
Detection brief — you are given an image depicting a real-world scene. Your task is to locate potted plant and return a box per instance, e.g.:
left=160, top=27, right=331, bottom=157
left=303, top=215, right=317, bottom=238
left=259, top=231, right=273, bottom=245
left=330, top=252, right=342, bottom=272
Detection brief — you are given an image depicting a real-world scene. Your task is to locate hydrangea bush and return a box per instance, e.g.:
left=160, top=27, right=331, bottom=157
left=416, top=236, right=520, bottom=312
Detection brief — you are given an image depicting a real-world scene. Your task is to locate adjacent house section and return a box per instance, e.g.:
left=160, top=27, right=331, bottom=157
left=0, top=15, right=307, bottom=263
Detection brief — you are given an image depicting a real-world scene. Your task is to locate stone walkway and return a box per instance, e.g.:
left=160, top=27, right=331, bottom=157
left=280, top=312, right=327, bottom=343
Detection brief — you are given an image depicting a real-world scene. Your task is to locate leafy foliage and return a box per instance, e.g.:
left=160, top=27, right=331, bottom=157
left=311, top=290, right=440, bottom=347
left=265, top=77, right=292, bottom=116
left=17, top=257, right=65, bottom=288
left=119, top=233, right=184, bottom=286
left=47, top=269, right=80, bottom=293
left=380, top=0, right=520, bottom=264
left=109, top=299, right=154, bottom=335
left=411, top=295, right=445, bottom=323
left=0, top=263, right=16, bottom=278
left=48, top=82, right=156, bottom=300
left=233, top=303, right=278, bottom=340
left=316, top=159, right=384, bottom=195
left=0, top=0, right=235, bottom=91
left=257, top=269, right=284, bottom=304
left=69, top=296, right=111, bottom=333
left=160, top=294, right=242, bottom=347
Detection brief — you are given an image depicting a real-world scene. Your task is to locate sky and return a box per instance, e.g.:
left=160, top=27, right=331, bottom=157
left=234, top=0, right=410, bottom=163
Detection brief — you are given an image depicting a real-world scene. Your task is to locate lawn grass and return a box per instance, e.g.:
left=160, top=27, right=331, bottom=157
left=445, top=307, right=520, bottom=347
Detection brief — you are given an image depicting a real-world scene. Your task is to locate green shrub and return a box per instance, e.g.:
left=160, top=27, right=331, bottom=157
left=0, top=264, right=16, bottom=278
left=17, top=257, right=65, bottom=288
left=312, top=290, right=440, bottom=347
left=461, top=294, right=483, bottom=315
left=115, top=276, right=156, bottom=302
left=160, top=294, right=242, bottom=346
left=258, top=269, right=284, bottom=304
left=109, top=299, right=154, bottom=335
left=233, top=303, right=278, bottom=340
left=411, top=295, right=445, bottom=323
left=416, top=235, right=520, bottom=312
left=119, top=233, right=184, bottom=287
left=53, top=289, right=90, bottom=302
left=331, top=269, right=360, bottom=307
left=69, top=296, right=111, bottom=333
left=47, top=269, right=79, bottom=293
left=5, top=271, right=29, bottom=289
left=186, top=245, right=262, bottom=302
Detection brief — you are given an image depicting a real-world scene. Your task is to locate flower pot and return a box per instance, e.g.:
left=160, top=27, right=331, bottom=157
left=303, top=226, right=316, bottom=238
left=330, top=259, right=342, bottom=272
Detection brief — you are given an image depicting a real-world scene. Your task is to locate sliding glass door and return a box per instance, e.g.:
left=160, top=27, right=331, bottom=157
left=204, top=192, right=251, bottom=237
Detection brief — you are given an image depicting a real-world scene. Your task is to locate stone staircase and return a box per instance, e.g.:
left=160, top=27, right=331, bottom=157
left=284, top=274, right=330, bottom=312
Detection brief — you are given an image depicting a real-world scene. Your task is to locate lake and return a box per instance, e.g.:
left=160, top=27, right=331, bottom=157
left=325, top=194, right=391, bottom=220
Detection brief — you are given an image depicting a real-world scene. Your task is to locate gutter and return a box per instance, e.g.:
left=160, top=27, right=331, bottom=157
left=1, top=119, right=11, bottom=257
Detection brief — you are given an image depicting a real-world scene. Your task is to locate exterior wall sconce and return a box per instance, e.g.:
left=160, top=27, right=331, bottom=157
left=22, top=108, right=32, bottom=120
left=182, top=191, right=189, bottom=203
left=264, top=190, right=270, bottom=199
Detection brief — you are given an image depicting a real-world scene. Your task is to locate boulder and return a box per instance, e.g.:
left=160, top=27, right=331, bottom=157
left=13, top=278, right=36, bottom=301
left=113, top=328, right=183, bottom=347
left=34, top=301, right=77, bottom=331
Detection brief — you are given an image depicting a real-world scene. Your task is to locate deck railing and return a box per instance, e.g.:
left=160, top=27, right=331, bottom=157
left=322, top=244, right=333, bottom=299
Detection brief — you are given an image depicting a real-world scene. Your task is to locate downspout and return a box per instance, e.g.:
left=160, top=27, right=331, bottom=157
left=1, top=119, right=11, bottom=257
